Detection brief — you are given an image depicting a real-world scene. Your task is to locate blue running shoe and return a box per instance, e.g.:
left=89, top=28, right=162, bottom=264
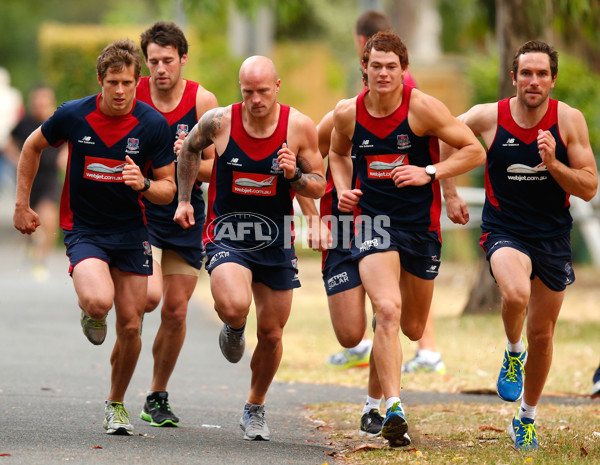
left=508, top=415, right=538, bottom=450
left=591, top=364, right=600, bottom=398
left=381, top=402, right=411, bottom=447
left=497, top=348, right=527, bottom=402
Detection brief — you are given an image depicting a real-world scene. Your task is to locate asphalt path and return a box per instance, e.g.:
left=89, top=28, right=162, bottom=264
left=0, top=199, right=592, bottom=465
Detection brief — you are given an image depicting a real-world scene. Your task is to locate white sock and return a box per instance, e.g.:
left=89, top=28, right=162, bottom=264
left=385, top=396, right=401, bottom=412
left=354, top=339, right=372, bottom=352
left=518, top=401, right=536, bottom=420
left=417, top=349, right=441, bottom=363
left=507, top=337, right=525, bottom=353
left=363, top=395, right=382, bottom=414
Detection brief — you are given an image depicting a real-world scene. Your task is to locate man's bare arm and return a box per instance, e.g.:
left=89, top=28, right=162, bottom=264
left=178, top=107, right=224, bottom=202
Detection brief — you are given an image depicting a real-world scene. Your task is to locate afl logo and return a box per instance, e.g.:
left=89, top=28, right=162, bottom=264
left=207, top=212, right=280, bottom=251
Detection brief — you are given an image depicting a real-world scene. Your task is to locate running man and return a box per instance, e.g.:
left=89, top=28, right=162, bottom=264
left=174, top=55, right=326, bottom=441
left=136, top=21, right=218, bottom=427
left=442, top=40, right=597, bottom=450
left=329, top=31, right=485, bottom=446
left=13, top=39, right=176, bottom=435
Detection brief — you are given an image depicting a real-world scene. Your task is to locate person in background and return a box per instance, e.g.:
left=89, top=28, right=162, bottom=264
left=0, top=67, right=23, bottom=196
left=591, top=363, right=600, bottom=398
left=5, top=85, right=67, bottom=281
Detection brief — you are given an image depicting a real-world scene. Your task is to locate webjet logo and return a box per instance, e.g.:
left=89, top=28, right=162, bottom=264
left=207, top=212, right=280, bottom=251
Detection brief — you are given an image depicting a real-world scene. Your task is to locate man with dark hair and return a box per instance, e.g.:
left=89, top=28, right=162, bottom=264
left=13, top=39, right=176, bottom=435
left=175, top=55, right=326, bottom=441
left=442, top=39, right=597, bottom=450
left=136, top=21, right=218, bottom=428
left=329, top=31, right=484, bottom=446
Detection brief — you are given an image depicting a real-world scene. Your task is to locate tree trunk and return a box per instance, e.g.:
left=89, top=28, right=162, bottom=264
left=462, top=253, right=502, bottom=315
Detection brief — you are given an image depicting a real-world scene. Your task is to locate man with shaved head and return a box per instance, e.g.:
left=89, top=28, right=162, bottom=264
left=175, top=55, right=326, bottom=441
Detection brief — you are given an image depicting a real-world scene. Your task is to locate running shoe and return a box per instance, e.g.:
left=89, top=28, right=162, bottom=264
left=80, top=311, right=107, bottom=345
left=239, top=403, right=270, bottom=441
left=381, top=401, right=411, bottom=447
left=104, top=401, right=134, bottom=435
left=219, top=323, right=245, bottom=363
left=402, top=352, right=446, bottom=374
left=326, top=341, right=372, bottom=369
left=508, top=414, right=538, bottom=450
left=497, top=347, right=527, bottom=402
left=591, top=364, right=600, bottom=398
left=140, top=391, right=179, bottom=427
left=359, top=408, right=384, bottom=437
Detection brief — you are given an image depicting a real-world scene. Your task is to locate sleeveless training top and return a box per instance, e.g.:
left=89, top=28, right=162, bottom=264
left=203, top=103, right=295, bottom=249
left=136, top=77, right=206, bottom=244
left=482, top=97, right=571, bottom=239
left=352, top=87, right=441, bottom=231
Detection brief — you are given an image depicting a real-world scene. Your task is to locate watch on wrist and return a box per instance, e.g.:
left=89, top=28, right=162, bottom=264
left=288, top=167, right=302, bottom=183
left=425, top=165, right=436, bottom=183
left=140, top=177, right=151, bottom=192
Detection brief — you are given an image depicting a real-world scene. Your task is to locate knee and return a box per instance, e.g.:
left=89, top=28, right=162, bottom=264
left=161, top=302, right=187, bottom=329
left=116, top=316, right=142, bottom=339
left=501, top=285, right=530, bottom=312
left=401, top=321, right=424, bottom=341
left=373, top=299, right=400, bottom=323
left=80, top=295, right=113, bottom=320
left=257, top=326, right=283, bottom=348
left=214, top=300, right=247, bottom=325
left=145, top=289, right=161, bottom=313
left=337, top=332, right=363, bottom=348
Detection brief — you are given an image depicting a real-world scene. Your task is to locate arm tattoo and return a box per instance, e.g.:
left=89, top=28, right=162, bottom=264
left=178, top=108, right=223, bottom=202
left=291, top=154, right=325, bottom=193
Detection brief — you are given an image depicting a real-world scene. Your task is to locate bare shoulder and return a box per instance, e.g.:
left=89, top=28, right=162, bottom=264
left=460, top=102, right=498, bottom=136
left=408, top=89, right=457, bottom=135
left=195, top=84, right=219, bottom=115
left=557, top=100, right=587, bottom=130
left=332, top=97, right=357, bottom=135
left=333, top=97, right=357, bottom=119
left=288, top=107, right=318, bottom=144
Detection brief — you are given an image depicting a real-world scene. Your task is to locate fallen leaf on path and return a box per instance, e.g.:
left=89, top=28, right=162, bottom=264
left=478, top=425, right=503, bottom=432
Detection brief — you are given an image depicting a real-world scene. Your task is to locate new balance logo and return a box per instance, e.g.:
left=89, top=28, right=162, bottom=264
left=78, top=135, right=95, bottom=145
left=503, top=138, right=519, bottom=147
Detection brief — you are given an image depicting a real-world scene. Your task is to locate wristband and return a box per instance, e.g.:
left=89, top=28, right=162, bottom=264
left=288, top=168, right=302, bottom=183
left=140, top=177, right=151, bottom=192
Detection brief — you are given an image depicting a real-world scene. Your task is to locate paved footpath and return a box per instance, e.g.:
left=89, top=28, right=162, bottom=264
left=0, top=203, right=591, bottom=465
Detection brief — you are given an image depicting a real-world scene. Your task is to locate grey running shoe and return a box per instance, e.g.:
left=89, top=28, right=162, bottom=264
left=402, top=352, right=446, bottom=374
left=240, top=403, right=270, bottom=441
left=140, top=391, right=179, bottom=427
left=80, top=311, right=107, bottom=345
left=104, top=402, right=134, bottom=435
left=359, top=408, right=384, bottom=437
left=219, top=323, right=245, bottom=363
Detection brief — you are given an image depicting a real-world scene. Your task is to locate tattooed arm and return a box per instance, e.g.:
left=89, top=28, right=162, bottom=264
left=174, top=107, right=226, bottom=229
